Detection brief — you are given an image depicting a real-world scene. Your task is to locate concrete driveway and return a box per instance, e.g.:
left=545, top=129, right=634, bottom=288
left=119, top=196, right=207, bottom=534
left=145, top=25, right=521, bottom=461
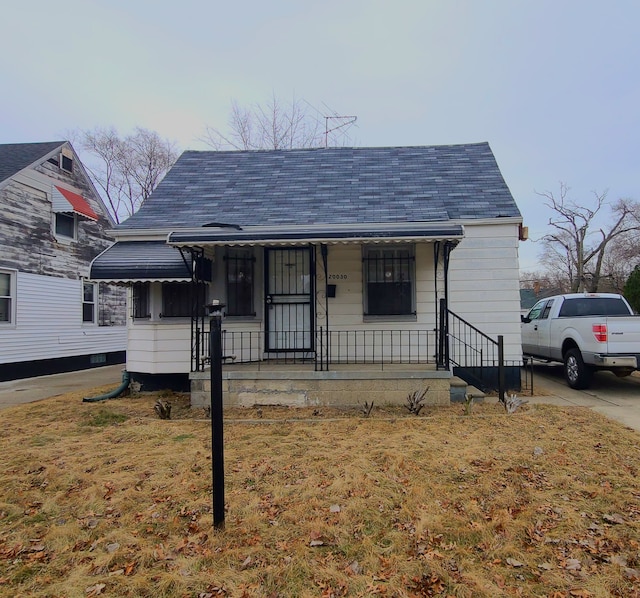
left=522, top=362, right=640, bottom=432
left=0, top=364, right=126, bottom=410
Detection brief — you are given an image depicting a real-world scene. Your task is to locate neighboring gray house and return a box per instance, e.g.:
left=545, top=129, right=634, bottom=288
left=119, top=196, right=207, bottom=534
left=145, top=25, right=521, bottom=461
left=0, top=141, right=126, bottom=381
left=90, top=143, right=525, bottom=406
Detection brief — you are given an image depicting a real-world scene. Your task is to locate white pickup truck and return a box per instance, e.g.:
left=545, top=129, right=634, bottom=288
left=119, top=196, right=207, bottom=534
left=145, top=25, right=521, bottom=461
left=521, top=293, right=640, bottom=389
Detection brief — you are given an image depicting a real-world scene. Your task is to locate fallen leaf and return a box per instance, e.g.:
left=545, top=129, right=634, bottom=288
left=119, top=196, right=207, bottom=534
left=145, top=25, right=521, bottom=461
left=85, top=583, right=106, bottom=596
left=603, top=513, right=626, bottom=525
left=609, top=555, right=628, bottom=567
left=346, top=560, right=362, bottom=575
left=624, top=567, right=640, bottom=580
left=239, top=556, right=252, bottom=571
left=564, top=558, right=581, bottom=571
left=507, top=557, right=524, bottom=567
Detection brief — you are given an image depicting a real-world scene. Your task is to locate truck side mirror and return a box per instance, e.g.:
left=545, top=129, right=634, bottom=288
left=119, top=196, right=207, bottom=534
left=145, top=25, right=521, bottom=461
left=521, top=315, right=530, bottom=323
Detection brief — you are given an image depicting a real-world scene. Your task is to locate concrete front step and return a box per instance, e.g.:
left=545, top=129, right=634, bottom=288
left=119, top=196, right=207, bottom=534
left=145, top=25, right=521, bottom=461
left=449, top=376, right=485, bottom=403
left=190, top=368, right=452, bottom=409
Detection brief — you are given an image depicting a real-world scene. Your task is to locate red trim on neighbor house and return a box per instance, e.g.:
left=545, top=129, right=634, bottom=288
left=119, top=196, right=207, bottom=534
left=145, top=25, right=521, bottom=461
left=54, top=186, right=99, bottom=221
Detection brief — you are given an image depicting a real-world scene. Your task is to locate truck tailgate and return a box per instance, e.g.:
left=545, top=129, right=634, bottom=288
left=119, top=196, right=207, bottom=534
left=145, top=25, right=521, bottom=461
left=605, top=317, right=640, bottom=354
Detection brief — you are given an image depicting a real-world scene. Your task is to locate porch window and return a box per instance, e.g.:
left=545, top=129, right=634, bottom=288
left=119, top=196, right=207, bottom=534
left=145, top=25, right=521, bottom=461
left=225, top=248, right=255, bottom=316
left=363, top=245, right=415, bottom=316
left=132, top=282, right=151, bottom=319
left=161, top=282, right=191, bottom=317
left=0, top=270, right=15, bottom=323
left=82, top=282, right=97, bottom=323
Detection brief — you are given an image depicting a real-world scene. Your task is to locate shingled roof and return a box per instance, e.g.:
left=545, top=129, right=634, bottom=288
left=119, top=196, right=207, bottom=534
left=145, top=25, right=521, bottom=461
left=117, top=142, right=520, bottom=230
left=0, top=141, right=65, bottom=184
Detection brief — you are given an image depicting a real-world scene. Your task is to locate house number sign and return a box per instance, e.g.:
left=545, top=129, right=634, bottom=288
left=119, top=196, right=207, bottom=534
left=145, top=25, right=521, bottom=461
left=328, top=274, right=349, bottom=280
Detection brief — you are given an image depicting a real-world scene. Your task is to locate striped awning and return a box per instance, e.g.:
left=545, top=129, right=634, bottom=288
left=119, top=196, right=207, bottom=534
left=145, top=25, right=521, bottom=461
left=166, top=223, right=464, bottom=247
left=89, top=241, right=192, bottom=283
left=52, top=185, right=98, bottom=221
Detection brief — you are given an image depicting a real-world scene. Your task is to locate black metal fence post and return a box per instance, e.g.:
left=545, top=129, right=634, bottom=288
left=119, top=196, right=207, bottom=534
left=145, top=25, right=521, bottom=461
left=208, top=301, right=226, bottom=529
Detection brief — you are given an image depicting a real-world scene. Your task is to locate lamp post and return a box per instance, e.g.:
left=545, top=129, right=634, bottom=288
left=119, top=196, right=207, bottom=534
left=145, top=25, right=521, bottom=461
left=207, top=300, right=225, bottom=529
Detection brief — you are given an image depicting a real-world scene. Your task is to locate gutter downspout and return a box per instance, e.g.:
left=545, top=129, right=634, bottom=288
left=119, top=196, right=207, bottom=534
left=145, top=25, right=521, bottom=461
left=82, top=370, right=131, bottom=403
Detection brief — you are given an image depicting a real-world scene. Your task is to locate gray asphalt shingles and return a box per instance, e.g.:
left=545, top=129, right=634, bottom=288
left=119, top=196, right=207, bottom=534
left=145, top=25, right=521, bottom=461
left=117, top=143, right=520, bottom=230
left=0, top=141, right=65, bottom=184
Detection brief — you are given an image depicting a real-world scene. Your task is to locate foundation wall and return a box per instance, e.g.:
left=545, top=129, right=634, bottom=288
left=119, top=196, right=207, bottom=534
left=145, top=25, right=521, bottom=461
left=190, top=370, right=451, bottom=409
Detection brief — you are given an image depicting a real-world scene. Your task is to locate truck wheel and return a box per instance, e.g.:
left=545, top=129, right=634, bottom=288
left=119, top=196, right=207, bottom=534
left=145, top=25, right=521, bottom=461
left=564, top=348, right=592, bottom=389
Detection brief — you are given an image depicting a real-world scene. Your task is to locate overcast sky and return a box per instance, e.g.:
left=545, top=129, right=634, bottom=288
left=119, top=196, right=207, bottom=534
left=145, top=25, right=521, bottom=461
left=3, top=0, right=639, bottom=271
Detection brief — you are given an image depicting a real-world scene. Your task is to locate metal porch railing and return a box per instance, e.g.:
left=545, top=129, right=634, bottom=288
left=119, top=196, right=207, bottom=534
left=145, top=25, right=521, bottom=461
left=438, top=298, right=522, bottom=400
left=194, top=327, right=438, bottom=372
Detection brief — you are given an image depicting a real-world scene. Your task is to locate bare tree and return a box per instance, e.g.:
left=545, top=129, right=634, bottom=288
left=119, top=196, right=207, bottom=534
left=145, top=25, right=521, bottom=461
left=537, top=183, right=640, bottom=292
left=202, top=95, right=355, bottom=150
left=519, top=270, right=569, bottom=295
left=77, top=127, right=179, bottom=223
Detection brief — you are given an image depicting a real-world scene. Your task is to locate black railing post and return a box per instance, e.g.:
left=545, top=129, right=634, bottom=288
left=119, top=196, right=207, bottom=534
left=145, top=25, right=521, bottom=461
left=437, top=297, right=448, bottom=369
left=207, top=301, right=226, bottom=529
left=498, top=335, right=505, bottom=404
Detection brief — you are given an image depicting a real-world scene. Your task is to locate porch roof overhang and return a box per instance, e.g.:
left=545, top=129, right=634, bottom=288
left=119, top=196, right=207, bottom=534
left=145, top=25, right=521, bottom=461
left=166, top=223, right=464, bottom=247
left=89, top=240, right=192, bottom=283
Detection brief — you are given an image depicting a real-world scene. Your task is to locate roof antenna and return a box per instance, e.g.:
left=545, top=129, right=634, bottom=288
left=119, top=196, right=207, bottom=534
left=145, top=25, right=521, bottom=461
left=325, top=115, right=357, bottom=148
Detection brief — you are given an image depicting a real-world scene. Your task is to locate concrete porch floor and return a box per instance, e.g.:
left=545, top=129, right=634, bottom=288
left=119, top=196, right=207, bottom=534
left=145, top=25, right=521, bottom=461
left=190, top=361, right=452, bottom=409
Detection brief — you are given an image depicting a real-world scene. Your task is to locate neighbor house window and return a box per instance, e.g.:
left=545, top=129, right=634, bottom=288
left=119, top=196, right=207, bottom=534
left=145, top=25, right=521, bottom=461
left=60, top=153, right=73, bottom=173
left=225, top=248, right=255, bottom=316
left=161, top=282, right=191, bottom=317
left=0, top=270, right=15, bottom=324
left=83, top=282, right=97, bottom=323
left=363, top=245, right=415, bottom=316
left=55, top=212, right=76, bottom=239
left=132, top=282, right=151, bottom=319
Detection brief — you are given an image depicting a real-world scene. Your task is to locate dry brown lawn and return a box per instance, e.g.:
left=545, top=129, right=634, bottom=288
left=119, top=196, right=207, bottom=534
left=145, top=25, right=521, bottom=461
left=1, top=387, right=639, bottom=598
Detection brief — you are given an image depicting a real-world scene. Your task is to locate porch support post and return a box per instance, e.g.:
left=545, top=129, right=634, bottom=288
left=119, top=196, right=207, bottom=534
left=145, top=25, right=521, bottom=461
left=438, top=297, right=449, bottom=369
left=443, top=240, right=454, bottom=311
left=434, top=242, right=441, bottom=367
left=320, top=244, right=329, bottom=371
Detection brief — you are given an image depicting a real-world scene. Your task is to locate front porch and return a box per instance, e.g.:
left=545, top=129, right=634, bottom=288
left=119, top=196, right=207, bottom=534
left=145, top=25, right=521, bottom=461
left=188, top=308, right=516, bottom=408
left=190, top=361, right=452, bottom=409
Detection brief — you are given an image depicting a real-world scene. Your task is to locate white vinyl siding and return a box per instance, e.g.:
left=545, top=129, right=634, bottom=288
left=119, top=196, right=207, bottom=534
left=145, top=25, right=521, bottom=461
left=0, top=272, right=126, bottom=365
left=122, top=225, right=523, bottom=375
left=448, top=223, right=522, bottom=363
left=126, top=322, right=191, bottom=373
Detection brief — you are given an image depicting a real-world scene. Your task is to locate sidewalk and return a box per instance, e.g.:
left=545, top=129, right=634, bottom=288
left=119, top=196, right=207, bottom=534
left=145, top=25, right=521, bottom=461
left=0, top=364, right=125, bottom=410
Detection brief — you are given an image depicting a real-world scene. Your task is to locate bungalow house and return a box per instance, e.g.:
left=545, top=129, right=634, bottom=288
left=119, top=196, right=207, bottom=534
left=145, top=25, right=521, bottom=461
left=0, top=141, right=127, bottom=381
left=89, top=143, right=525, bottom=407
